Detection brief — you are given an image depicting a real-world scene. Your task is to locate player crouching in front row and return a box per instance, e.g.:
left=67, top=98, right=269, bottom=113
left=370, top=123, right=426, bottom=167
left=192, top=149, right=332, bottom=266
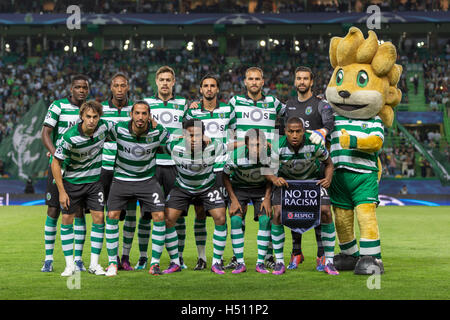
left=164, top=119, right=228, bottom=274
left=52, top=101, right=114, bottom=277
left=265, top=117, right=339, bottom=275
left=223, top=129, right=282, bottom=275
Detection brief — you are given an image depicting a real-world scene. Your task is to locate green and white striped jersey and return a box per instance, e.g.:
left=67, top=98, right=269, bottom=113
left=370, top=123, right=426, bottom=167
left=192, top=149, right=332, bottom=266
left=167, top=139, right=227, bottom=194
left=100, top=99, right=133, bottom=171
left=274, top=133, right=329, bottom=180
left=229, top=94, right=285, bottom=142
left=54, top=119, right=114, bottom=184
left=43, top=97, right=82, bottom=162
left=143, top=95, right=187, bottom=166
left=330, top=115, right=384, bottom=173
left=223, top=145, right=272, bottom=189
left=110, top=121, right=169, bottom=182
left=184, top=101, right=236, bottom=171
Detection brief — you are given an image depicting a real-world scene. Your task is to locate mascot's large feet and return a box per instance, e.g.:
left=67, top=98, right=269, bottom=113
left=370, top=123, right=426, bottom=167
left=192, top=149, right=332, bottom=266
left=333, top=253, right=359, bottom=271
left=354, top=256, right=384, bottom=275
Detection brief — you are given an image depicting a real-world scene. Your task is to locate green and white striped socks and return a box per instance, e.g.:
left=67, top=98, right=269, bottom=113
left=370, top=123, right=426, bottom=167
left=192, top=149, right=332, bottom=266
left=360, top=238, right=381, bottom=259
left=61, top=224, right=74, bottom=267
left=194, top=218, right=207, bottom=261
left=74, top=217, right=86, bottom=262
left=212, top=224, right=227, bottom=265
left=257, top=215, right=270, bottom=265
left=271, top=223, right=285, bottom=264
left=105, top=217, right=119, bottom=265
left=122, top=210, right=136, bottom=257
left=44, top=216, right=57, bottom=261
left=230, top=215, right=245, bottom=264
left=90, top=223, right=104, bottom=266
left=165, top=226, right=180, bottom=265
left=150, top=221, right=165, bottom=266
left=175, top=217, right=186, bottom=261
left=339, top=239, right=360, bottom=257
left=138, top=218, right=151, bottom=259
left=321, top=223, right=336, bottom=264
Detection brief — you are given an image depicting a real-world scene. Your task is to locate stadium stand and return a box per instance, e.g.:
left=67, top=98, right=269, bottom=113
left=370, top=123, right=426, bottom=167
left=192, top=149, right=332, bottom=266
left=0, top=1, right=448, bottom=192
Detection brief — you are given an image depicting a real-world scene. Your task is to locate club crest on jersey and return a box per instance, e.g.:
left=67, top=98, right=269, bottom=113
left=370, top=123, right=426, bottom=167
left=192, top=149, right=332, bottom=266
left=305, top=152, right=312, bottom=159
left=173, top=104, right=180, bottom=110
left=263, top=103, right=269, bottom=108
left=305, top=106, right=313, bottom=115
left=219, top=112, right=225, bottom=119
left=98, top=132, right=106, bottom=140
left=361, top=123, right=368, bottom=130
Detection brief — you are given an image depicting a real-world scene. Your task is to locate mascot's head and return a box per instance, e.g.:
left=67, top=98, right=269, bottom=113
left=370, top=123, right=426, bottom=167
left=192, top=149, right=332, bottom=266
left=325, top=27, right=402, bottom=127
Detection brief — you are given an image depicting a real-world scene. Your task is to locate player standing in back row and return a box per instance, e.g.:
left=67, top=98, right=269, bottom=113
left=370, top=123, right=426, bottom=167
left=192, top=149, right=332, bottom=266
left=41, top=74, right=89, bottom=273
left=184, top=74, right=236, bottom=270
left=100, top=73, right=138, bottom=271
left=143, top=66, right=189, bottom=269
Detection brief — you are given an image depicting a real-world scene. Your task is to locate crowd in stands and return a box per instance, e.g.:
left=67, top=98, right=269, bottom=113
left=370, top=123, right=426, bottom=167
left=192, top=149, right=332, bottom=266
left=0, top=37, right=448, bottom=183
left=423, top=56, right=449, bottom=107
left=0, top=0, right=448, bottom=14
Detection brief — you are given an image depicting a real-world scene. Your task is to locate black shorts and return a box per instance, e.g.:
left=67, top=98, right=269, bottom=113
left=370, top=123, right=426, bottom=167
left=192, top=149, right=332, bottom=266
left=228, top=186, right=268, bottom=221
left=107, top=177, right=165, bottom=214
left=193, top=171, right=229, bottom=212
left=157, top=165, right=190, bottom=217
left=272, top=185, right=331, bottom=206
left=100, top=168, right=114, bottom=202
left=62, top=180, right=104, bottom=214
left=166, top=185, right=226, bottom=213
left=101, top=168, right=138, bottom=219
left=155, top=165, right=177, bottom=197
left=45, top=165, right=60, bottom=208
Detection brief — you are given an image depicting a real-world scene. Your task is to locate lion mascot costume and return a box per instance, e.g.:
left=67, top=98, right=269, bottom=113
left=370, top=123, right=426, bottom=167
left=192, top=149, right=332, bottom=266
left=326, top=27, right=402, bottom=274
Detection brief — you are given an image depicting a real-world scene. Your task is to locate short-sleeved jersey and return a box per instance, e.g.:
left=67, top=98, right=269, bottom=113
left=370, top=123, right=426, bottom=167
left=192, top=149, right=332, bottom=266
left=100, top=99, right=133, bottom=171
left=184, top=101, right=236, bottom=171
left=274, top=133, right=329, bottom=180
left=167, top=139, right=227, bottom=194
left=110, top=121, right=169, bottom=181
left=223, top=145, right=272, bottom=189
left=143, top=95, right=187, bottom=166
left=43, top=97, right=82, bottom=162
left=54, top=119, right=114, bottom=184
left=229, top=94, right=285, bottom=142
left=330, top=115, right=384, bottom=173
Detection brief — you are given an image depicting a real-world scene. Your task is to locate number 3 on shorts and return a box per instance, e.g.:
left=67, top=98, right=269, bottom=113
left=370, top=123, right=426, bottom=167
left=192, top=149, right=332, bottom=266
left=98, top=192, right=104, bottom=204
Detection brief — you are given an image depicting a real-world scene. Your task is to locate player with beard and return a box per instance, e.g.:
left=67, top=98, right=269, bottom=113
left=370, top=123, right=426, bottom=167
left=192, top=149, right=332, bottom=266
left=41, top=75, right=90, bottom=273
left=101, top=73, right=140, bottom=271
left=184, top=74, right=236, bottom=270
left=104, top=101, right=169, bottom=277
left=282, top=66, right=335, bottom=271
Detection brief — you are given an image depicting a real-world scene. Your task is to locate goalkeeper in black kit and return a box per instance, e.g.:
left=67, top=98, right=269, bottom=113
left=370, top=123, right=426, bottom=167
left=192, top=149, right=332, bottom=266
left=282, top=66, right=334, bottom=271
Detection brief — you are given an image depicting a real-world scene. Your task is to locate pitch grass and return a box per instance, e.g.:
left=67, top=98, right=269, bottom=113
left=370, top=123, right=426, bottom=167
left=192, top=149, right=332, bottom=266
left=0, top=206, right=449, bottom=300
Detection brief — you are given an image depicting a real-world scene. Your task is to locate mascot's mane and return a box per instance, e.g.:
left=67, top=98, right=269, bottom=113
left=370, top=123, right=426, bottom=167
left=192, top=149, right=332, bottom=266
left=329, top=27, right=402, bottom=127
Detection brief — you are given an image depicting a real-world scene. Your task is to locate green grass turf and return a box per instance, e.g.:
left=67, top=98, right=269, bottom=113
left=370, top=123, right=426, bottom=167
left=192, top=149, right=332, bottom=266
left=0, top=205, right=449, bottom=300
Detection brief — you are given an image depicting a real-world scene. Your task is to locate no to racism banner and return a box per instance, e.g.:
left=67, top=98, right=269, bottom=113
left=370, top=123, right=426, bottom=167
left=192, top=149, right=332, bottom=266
left=281, top=180, right=321, bottom=234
